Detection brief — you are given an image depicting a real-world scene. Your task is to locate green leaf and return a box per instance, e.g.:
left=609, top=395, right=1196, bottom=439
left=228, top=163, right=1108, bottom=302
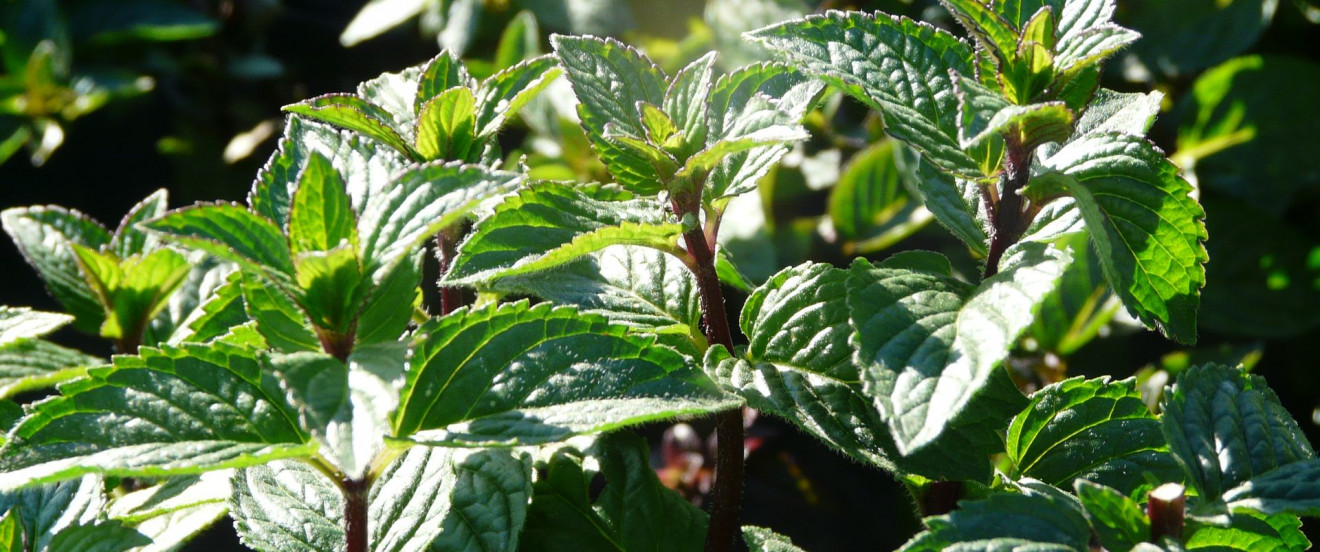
left=168, top=271, right=248, bottom=345
left=828, top=141, right=917, bottom=245
left=249, top=118, right=408, bottom=230
left=288, top=152, right=358, bottom=255
left=748, top=11, right=981, bottom=177
left=0, top=511, right=17, bottom=552
left=494, top=11, right=539, bottom=71
left=42, top=520, right=150, bottom=552
left=416, top=87, right=478, bottom=161
left=1007, top=377, right=1181, bottom=494
left=68, top=0, right=217, bottom=44
left=73, top=246, right=192, bottom=343
left=355, top=250, right=423, bottom=346
left=293, top=245, right=366, bottom=334
left=551, top=35, right=668, bottom=194
left=371, top=447, right=532, bottom=552
left=1071, top=89, right=1163, bottom=142
left=143, top=203, right=294, bottom=277
left=1125, top=0, right=1276, bottom=78
left=906, top=156, right=991, bottom=256
left=0, top=475, right=106, bottom=552
left=1024, top=233, right=1118, bottom=355
left=0, top=342, right=313, bottom=491
left=0, top=339, right=99, bottom=400
left=475, top=55, right=563, bottom=139
left=679, top=109, right=809, bottom=179
left=0, top=306, right=73, bottom=345
left=1075, top=480, right=1151, bottom=552
left=493, top=245, right=702, bottom=337
left=2, top=206, right=113, bottom=333
left=705, top=62, right=824, bottom=199
left=283, top=94, right=416, bottom=158
left=240, top=271, right=321, bottom=354
left=444, top=182, right=684, bottom=286
left=230, top=461, right=343, bottom=552
left=521, top=432, right=707, bottom=552
left=743, top=526, right=808, bottom=552
left=1185, top=510, right=1311, bottom=551
left=848, top=243, right=1065, bottom=454
left=110, top=189, right=168, bottom=259
left=357, top=64, right=424, bottom=134
left=358, top=161, right=522, bottom=277
left=393, top=301, right=734, bottom=446
left=662, top=52, right=717, bottom=159
left=955, top=75, right=1073, bottom=150
left=940, top=0, right=1020, bottom=63
left=1223, top=459, right=1320, bottom=517
left=106, top=472, right=230, bottom=552
left=1054, top=24, right=1139, bottom=75
left=1042, top=133, right=1207, bottom=344
left=415, top=50, right=475, bottom=112
left=1162, top=364, right=1314, bottom=502
left=899, top=486, right=1091, bottom=552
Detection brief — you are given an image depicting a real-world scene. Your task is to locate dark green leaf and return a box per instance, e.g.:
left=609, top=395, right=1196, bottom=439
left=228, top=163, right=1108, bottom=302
left=1024, top=233, right=1117, bottom=355
left=955, top=76, right=1073, bottom=150
left=475, top=55, right=563, bottom=139
left=144, top=203, right=294, bottom=277
left=444, top=182, right=684, bottom=286
left=828, top=142, right=914, bottom=243
left=0, top=338, right=101, bottom=400
left=1223, top=459, right=1320, bottom=518
left=110, top=189, right=168, bottom=259
left=1042, top=133, right=1207, bottom=344
left=355, top=250, right=423, bottom=346
left=899, top=486, right=1091, bottom=552
left=748, top=11, right=981, bottom=177
left=901, top=151, right=990, bottom=256
left=1007, top=377, right=1181, bottom=494
left=1185, top=510, right=1311, bottom=551
left=743, top=526, right=808, bottom=552
left=1161, top=364, right=1314, bottom=501
left=240, top=271, right=321, bottom=354
left=69, top=0, right=216, bottom=43
left=0, top=342, right=313, bottom=491
left=521, top=432, right=707, bottom=552
left=283, top=94, right=416, bottom=158
left=1076, top=480, right=1150, bottom=552
left=393, top=301, right=734, bottom=446
left=1125, top=0, right=1276, bottom=78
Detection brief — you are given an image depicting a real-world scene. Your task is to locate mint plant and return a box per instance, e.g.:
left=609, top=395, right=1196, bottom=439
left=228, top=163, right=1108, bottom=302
left=0, top=1, right=1318, bottom=552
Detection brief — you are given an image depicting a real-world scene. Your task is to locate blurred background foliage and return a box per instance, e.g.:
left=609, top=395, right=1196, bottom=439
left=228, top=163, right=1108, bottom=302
left=1, top=0, right=1318, bottom=549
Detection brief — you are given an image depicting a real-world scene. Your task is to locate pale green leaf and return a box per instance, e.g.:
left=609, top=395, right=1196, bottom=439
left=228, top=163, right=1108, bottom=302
left=443, top=182, right=684, bottom=286
left=357, top=65, right=425, bottom=135
left=143, top=203, right=294, bottom=277
left=339, top=0, right=427, bottom=46
left=1185, top=510, right=1311, bottom=551
left=940, top=0, right=1020, bottom=62
left=111, top=189, right=168, bottom=259
left=494, top=11, right=539, bottom=71
left=551, top=35, right=668, bottom=194
left=0, top=342, right=314, bottom=491
left=240, top=271, right=321, bottom=354
left=475, top=55, right=562, bottom=139
left=520, top=432, right=706, bottom=552
left=288, top=152, right=358, bottom=256
left=230, top=460, right=343, bottom=552
left=1043, top=133, right=1207, bottom=344
left=848, top=243, right=1066, bottom=454
left=662, top=52, right=717, bottom=159
left=748, top=11, right=981, bottom=177
left=393, top=301, right=734, bottom=446
left=107, top=472, right=230, bottom=552
left=416, top=51, right=474, bottom=111
left=0, top=307, right=73, bottom=346
left=283, top=94, right=416, bottom=158
left=1006, top=377, right=1181, bottom=494
left=0, top=338, right=101, bottom=400
left=415, top=87, right=478, bottom=161
left=293, top=245, right=366, bottom=334
left=2, top=206, right=113, bottom=333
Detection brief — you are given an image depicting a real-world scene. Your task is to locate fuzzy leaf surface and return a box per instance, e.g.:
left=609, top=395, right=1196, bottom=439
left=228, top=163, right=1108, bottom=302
left=1, top=206, right=113, bottom=333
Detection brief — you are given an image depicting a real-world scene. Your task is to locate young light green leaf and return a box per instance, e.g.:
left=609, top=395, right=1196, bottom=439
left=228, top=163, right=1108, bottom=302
left=393, top=301, right=735, bottom=446
left=828, top=141, right=918, bottom=246
left=0, top=511, right=17, bottom=552
left=520, top=432, right=707, bottom=552
left=283, top=94, right=416, bottom=158
left=1006, top=376, right=1181, bottom=494
left=899, top=486, right=1091, bottom=552
left=110, top=189, right=168, bottom=259
left=143, top=202, right=294, bottom=277
left=415, top=87, right=478, bottom=161
left=494, top=11, right=539, bottom=71
left=415, top=50, right=474, bottom=111
left=230, top=460, right=344, bottom=552
left=354, top=250, right=423, bottom=346
left=1162, top=364, right=1315, bottom=502
left=0, top=341, right=313, bottom=491
left=0, top=339, right=100, bottom=399
left=1075, top=480, right=1151, bottom=552
left=0, top=307, right=73, bottom=346
left=288, top=152, right=358, bottom=255
left=475, top=55, right=563, bottom=139
left=357, top=63, right=425, bottom=135
left=551, top=34, right=669, bottom=194
left=372, top=447, right=532, bottom=552
left=848, top=244, right=1064, bottom=454
left=955, top=75, right=1073, bottom=150
left=663, top=52, right=717, bottom=159
left=493, top=245, right=702, bottom=337
left=748, top=11, right=981, bottom=177
left=743, top=526, right=808, bottom=552
left=443, top=182, right=684, bottom=286
left=72, top=246, right=192, bottom=344
left=1042, top=132, right=1207, bottom=344
left=293, top=245, right=366, bottom=334
left=940, top=0, right=1020, bottom=62
left=2, top=206, right=113, bottom=333
left=240, top=271, right=321, bottom=354
left=357, top=161, right=522, bottom=277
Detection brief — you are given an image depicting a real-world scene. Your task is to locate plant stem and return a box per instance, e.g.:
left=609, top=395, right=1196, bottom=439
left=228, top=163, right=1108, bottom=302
left=919, top=480, right=965, bottom=516
left=983, top=135, right=1035, bottom=279
left=1147, top=483, right=1186, bottom=542
left=436, top=225, right=465, bottom=316
left=316, top=326, right=355, bottom=363
left=674, top=196, right=743, bottom=552
left=342, top=476, right=370, bottom=552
